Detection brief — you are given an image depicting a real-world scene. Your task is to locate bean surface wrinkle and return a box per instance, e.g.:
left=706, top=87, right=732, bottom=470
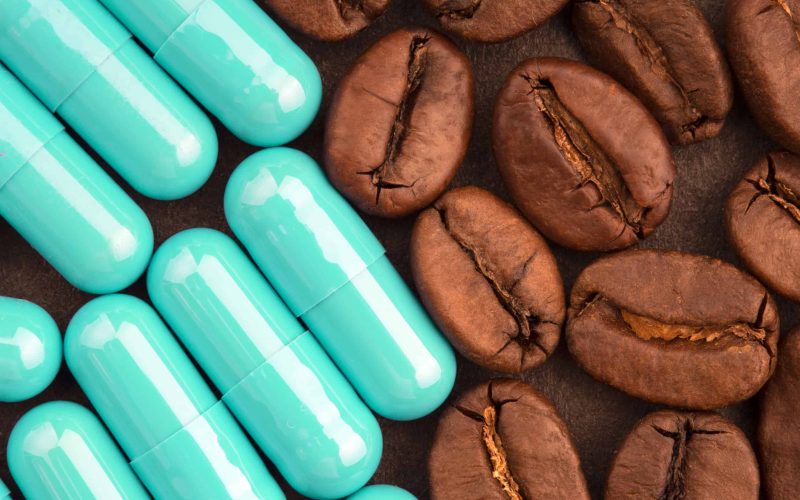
left=435, top=0, right=482, bottom=19
left=745, top=154, right=800, bottom=224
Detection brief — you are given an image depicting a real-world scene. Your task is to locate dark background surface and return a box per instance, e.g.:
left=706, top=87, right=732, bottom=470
left=0, top=0, right=790, bottom=498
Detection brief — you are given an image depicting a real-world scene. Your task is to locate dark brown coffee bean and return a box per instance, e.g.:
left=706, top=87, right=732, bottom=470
left=325, top=28, right=474, bottom=218
left=726, top=151, right=800, bottom=302
left=572, top=0, right=733, bottom=145
left=410, top=186, right=564, bottom=373
left=493, top=57, right=675, bottom=252
left=566, top=249, right=779, bottom=409
left=429, top=379, right=589, bottom=500
left=262, top=0, right=390, bottom=41
left=606, top=410, right=760, bottom=499
left=421, top=0, right=570, bottom=42
left=727, top=0, right=800, bottom=154
left=759, top=325, right=800, bottom=498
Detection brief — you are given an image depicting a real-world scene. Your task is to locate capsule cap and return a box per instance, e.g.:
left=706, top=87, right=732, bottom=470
left=7, top=401, right=149, bottom=500
left=0, top=297, right=61, bottom=403
left=0, top=479, right=9, bottom=499
left=96, top=0, right=204, bottom=53
left=225, top=148, right=384, bottom=315
left=348, top=485, right=417, bottom=500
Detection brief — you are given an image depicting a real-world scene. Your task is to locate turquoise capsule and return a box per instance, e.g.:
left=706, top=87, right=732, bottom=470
left=348, top=485, right=417, bottom=500
left=0, top=297, right=61, bottom=403
left=98, top=0, right=321, bottom=146
left=7, top=401, right=149, bottom=500
left=0, top=0, right=217, bottom=200
left=224, top=148, right=456, bottom=421
left=147, top=228, right=382, bottom=499
left=65, top=294, right=284, bottom=500
left=0, top=478, right=8, bottom=499
left=0, top=65, right=153, bottom=294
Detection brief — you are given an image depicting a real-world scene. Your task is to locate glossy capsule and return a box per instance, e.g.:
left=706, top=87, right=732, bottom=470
left=147, top=228, right=382, bottom=499
left=348, top=485, right=417, bottom=500
left=7, top=401, right=149, bottom=500
left=65, top=294, right=284, bottom=499
left=0, top=297, right=61, bottom=403
left=0, top=65, right=153, bottom=293
left=225, top=148, right=456, bottom=421
left=98, top=0, right=321, bottom=146
left=0, top=0, right=217, bottom=200
left=0, top=477, right=10, bottom=499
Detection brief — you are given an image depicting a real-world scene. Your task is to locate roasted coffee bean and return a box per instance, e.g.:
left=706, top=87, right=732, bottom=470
left=566, top=249, right=779, bottom=408
left=263, top=0, right=390, bottom=41
left=606, top=410, right=760, bottom=499
left=759, top=325, right=800, bottom=498
left=726, top=151, right=800, bottom=302
left=429, top=379, right=589, bottom=500
left=421, top=0, right=570, bottom=42
left=493, top=58, right=675, bottom=252
left=325, top=28, right=474, bottom=218
left=572, top=0, right=733, bottom=144
left=410, top=186, right=564, bottom=373
left=727, top=0, right=800, bottom=154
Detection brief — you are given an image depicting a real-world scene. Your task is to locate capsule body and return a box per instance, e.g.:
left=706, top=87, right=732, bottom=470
left=0, top=65, right=153, bottom=293
left=7, top=401, right=149, bottom=500
left=0, top=0, right=217, bottom=200
left=65, top=294, right=284, bottom=499
left=98, top=0, right=321, bottom=146
left=0, top=297, right=61, bottom=402
left=225, top=148, right=456, bottom=420
left=147, top=228, right=381, bottom=499
left=348, top=485, right=417, bottom=500
left=0, top=478, right=9, bottom=499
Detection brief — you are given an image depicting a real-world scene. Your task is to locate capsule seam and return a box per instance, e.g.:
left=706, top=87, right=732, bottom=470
left=0, top=126, right=65, bottom=191
left=151, top=0, right=215, bottom=59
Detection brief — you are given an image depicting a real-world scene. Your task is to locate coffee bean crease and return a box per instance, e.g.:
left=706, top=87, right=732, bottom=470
left=775, top=0, right=800, bottom=44
left=435, top=0, right=482, bottom=19
left=335, top=0, right=375, bottom=22
left=745, top=154, right=800, bottom=224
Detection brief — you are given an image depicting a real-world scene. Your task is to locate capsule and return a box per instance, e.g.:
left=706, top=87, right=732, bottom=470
left=224, top=148, right=456, bottom=420
left=65, top=294, right=284, bottom=499
left=348, top=485, right=417, bottom=500
left=0, top=297, right=61, bottom=403
left=0, top=477, right=9, bottom=499
left=97, top=0, right=321, bottom=147
left=147, top=228, right=382, bottom=499
left=0, top=65, right=153, bottom=293
left=7, top=401, right=149, bottom=500
left=0, top=0, right=217, bottom=200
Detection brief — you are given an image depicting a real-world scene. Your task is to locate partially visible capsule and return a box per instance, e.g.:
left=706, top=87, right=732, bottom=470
left=99, top=0, right=321, bottom=146
left=0, top=297, right=61, bottom=403
left=7, top=401, right=149, bottom=500
left=0, top=65, right=153, bottom=293
left=0, top=477, right=9, bottom=499
left=349, top=485, right=417, bottom=500
left=0, top=0, right=217, bottom=200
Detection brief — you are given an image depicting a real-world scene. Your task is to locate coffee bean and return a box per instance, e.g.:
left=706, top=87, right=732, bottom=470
left=263, top=0, right=390, bottom=41
left=606, top=410, right=760, bottom=499
left=410, top=186, right=564, bottom=373
left=572, top=0, right=733, bottom=145
left=566, top=249, right=779, bottom=408
left=727, top=0, right=800, bottom=154
left=429, top=379, right=589, bottom=499
left=493, top=57, right=675, bottom=252
left=325, top=27, right=474, bottom=218
left=421, top=0, right=569, bottom=42
left=759, top=325, right=800, bottom=498
left=726, top=151, right=800, bottom=302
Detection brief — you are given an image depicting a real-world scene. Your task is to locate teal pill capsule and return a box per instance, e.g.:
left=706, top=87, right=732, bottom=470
left=65, top=294, right=284, bottom=500
left=147, top=228, right=382, bottom=499
left=0, top=478, right=8, bottom=499
left=7, top=401, right=149, bottom=500
left=0, top=0, right=217, bottom=200
left=0, top=297, right=61, bottom=403
left=0, top=65, right=153, bottom=294
left=224, top=148, right=456, bottom=421
left=348, top=485, right=417, bottom=500
left=98, top=0, right=321, bottom=146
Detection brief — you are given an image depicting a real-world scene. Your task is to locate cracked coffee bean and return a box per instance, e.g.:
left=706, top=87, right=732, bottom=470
left=325, top=27, right=474, bottom=218
left=429, top=379, right=590, bottom=499
left=493, top=58, right=675, bottom=252
left=759, top=324, right=800, bottom=498
left=262, top=0, right=390, bottom=41
left=606, top=410, right=759, bottom=499
left=566, top=249, right=780, bottom=408
left=727, top=0, right=800, bottom=154
left=421, top=0, right=570, bottom=42
left=410, top=186, right=565, bottom=373
left=726, top=151, right=800, bottom=302
left=572, top=0, right=733, bottom=145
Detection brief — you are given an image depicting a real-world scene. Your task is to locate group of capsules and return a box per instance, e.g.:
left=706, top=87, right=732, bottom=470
left=0, top=0, right=455, bottom=499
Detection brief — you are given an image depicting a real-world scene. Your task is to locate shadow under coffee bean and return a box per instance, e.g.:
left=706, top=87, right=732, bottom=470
left=261, top=0, right=391, bottom=41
